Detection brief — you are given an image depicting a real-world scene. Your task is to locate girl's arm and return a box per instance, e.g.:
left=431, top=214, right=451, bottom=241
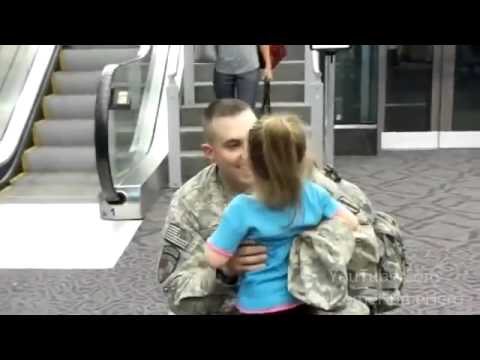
left=204, top=196, right=249, bottom=269
left=205, top=244, right=231, bottom=269
left=332, top=206, right=359, bottom=231
left=313, top=182, right=360, bottom=232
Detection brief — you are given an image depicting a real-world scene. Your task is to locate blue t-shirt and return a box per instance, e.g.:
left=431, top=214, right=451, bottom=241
left=206, top=181, right=341, bottom=314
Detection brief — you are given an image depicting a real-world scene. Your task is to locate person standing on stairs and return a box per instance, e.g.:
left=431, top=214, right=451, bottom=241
left=213, top=45, right=273, bottom=110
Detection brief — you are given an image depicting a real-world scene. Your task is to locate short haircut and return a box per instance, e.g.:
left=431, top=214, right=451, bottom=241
left=202, top=99, right=251, bottom=143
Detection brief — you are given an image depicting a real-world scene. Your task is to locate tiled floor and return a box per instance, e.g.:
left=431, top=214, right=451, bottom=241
left=1, top=150, right=479, bottom=315
left=335, top=150, right=480, bottom=315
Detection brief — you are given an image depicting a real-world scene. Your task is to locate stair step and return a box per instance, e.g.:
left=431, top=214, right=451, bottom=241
left=180, top=102, right=311, bottom=127
left=43, top=95, right=96, bottom=119
left=21, top=145, right=133, bottom=173
left=33, top=119, right=94, bottom=146
left=59, top=48, right=140, bottom=71
left=22, top=146, right=96, bottom=172
left=178, top=126, right=377, bottom=184
left=52, top=64, right=150, bottom=95
left=52, top=71, right=101, bottom=94
left=0, top=181, right=100, bottom=204
left=180, top=152, right=209, bottom=183
left=192, top=45, right=304, bottom=65
left=285, top=45, right=306, bottom=61
left=33, top=118, right=135, bottom=147
left=194, top=81, right=305, bottom=103
left=194, top=60, right=305, bottom=82
left=179, top=123, right=312, bottom=152
left=10, top=172, right=99, bottom=187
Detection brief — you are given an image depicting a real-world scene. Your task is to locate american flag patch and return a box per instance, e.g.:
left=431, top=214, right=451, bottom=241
left=164, top=224, right=189, bottom=250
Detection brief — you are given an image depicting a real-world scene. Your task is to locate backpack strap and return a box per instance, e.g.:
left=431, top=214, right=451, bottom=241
left=324, top=164, right=342, bottom=183
left=337, top=196, right=360, bottom=215
left=322, top=165, right=361, bottom=215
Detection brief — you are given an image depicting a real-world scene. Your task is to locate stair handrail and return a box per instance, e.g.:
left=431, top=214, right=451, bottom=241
left=304, top=45, right=326, bottom=166
left=166, top=45, right=183, bottom=188
left=94, top=45, right=152, bottom=204
left=182, top=45, right=195, bottom=105
left=136, top=45, right=172, bottom=155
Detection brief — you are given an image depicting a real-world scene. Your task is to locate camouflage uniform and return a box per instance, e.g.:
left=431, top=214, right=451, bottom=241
left=158, top=165, right=239, bottom=315
left=309, top=166, right=407, bottom=313
left=289, top=218, right=364, bottom=313
left=157, top=164, right=371, bottom=315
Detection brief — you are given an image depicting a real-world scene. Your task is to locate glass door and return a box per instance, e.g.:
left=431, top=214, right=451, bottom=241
left=379, top=45, right=480, bottom=150
left=335, top=45, right=378, bottom=125
left=438, top=45, right=480, bottom=148
left=378, top=45, right=443, bottom=150
left=333, top=45, right=379, bottom=156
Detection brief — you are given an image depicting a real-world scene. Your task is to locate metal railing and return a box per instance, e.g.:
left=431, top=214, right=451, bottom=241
left=166, top=45, right=183, bottom=188
left=182, top=45, right=195, bottom=105
left=95, top=45, right=184, bottom=219
left=304, top=45, right=326, bottom=165
left=94, top=45, right=153, bottom=205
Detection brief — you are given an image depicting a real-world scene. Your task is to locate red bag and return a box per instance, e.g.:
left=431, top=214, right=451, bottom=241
left=258, top=45, right=287, bottom=69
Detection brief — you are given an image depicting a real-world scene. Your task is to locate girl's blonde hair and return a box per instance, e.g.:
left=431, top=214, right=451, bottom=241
left=248, top=113, right=307, bottom=209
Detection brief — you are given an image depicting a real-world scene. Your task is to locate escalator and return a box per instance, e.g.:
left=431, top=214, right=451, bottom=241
left=0, top=45, right=140, bottom=203
left=0, top=45, right=180, bottom=219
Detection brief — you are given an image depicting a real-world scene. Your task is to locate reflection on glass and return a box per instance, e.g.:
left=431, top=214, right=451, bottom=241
left=108, top=60, right=151, bottom=183
left=0, top=45, right=39, bottom=139
left=385, top=45, right=433, bottom=132
left=452, top=45, right=480, bottom=131
left=335, top=45, right=378, bottom=125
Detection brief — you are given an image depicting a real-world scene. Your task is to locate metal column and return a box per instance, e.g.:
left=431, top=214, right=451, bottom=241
left=323, top=53, right=336, bottom=166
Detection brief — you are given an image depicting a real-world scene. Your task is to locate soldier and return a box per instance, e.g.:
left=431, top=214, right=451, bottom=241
left=157, top=98, right=369, bottom=315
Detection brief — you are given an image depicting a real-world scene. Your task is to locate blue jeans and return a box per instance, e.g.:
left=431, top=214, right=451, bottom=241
left=213, top=69, right=260, bottom=110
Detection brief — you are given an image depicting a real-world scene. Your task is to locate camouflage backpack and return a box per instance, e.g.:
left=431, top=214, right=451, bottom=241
left=312, top=165, right=409, bottom=314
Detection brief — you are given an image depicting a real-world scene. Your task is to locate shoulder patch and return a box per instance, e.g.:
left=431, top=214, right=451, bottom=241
left=157, top=245, right=181, bottom=284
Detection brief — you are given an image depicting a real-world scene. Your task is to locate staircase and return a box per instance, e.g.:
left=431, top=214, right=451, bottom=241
left=0, top=45, right=140, bottom=203
left=179, top=45, right=310, bottom=183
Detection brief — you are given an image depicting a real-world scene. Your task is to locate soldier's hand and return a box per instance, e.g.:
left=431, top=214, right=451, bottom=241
left=224, top=240, right=267, bottom=276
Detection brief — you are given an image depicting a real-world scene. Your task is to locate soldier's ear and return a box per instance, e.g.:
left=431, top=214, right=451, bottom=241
left=201, top=143, right=215, bottom=162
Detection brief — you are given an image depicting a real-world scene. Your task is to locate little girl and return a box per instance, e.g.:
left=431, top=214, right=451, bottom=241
left=204, top=114, right=359, bottom=315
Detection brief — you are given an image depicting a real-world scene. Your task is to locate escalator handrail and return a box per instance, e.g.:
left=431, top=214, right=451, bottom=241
left=167, top=45, right=182, bottom=81
left=94, top=45, right=152, bottom=204
left=143, top=45, right=172, bottom=154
